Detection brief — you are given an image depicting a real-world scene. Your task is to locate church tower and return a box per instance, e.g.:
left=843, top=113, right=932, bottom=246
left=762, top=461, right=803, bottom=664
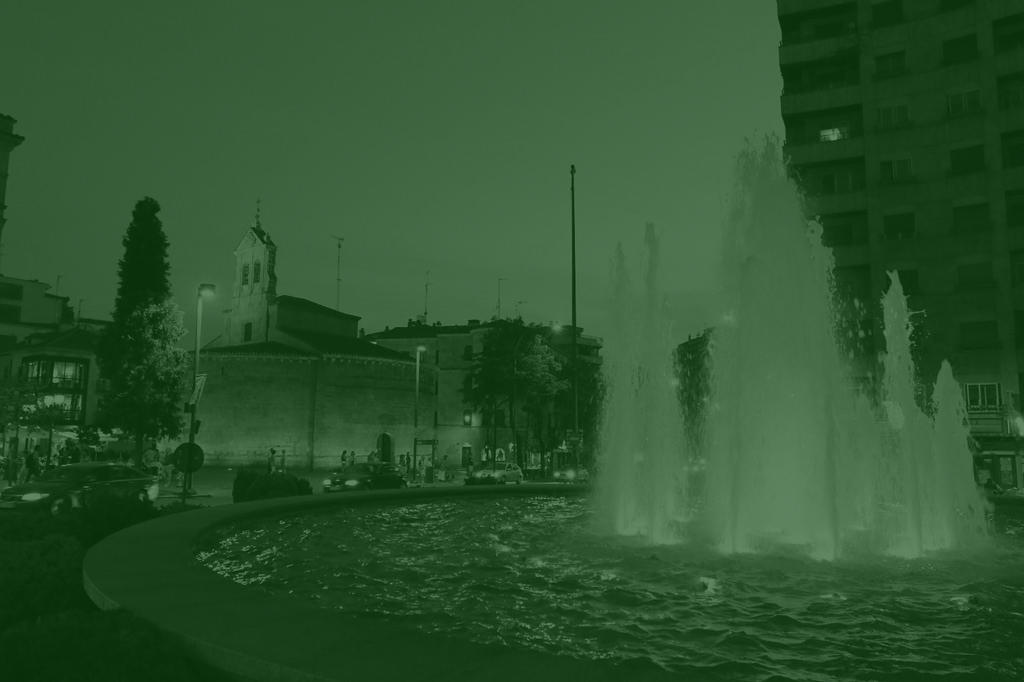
left=225, top=201, right=277, bottom=345
left=0, top=114, right=25, bottom=271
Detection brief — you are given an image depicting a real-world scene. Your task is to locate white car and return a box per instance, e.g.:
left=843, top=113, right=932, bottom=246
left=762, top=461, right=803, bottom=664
left=468, top=462, right=524, bottom=485
left=553, top=467, right=589, bottom=484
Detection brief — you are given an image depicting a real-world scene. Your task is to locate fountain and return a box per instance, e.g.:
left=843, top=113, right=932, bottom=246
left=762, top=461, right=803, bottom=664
left=597, top=136, right=990, bottom=559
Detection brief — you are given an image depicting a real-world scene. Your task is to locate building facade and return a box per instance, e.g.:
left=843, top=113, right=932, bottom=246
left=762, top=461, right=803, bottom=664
left=0, top=114, right=24, bottom=260
left=778, top=0, right=1024, bottom=486
left=193, top=215, right=436, bottom=470
left=366, top=319, right=603, bottom=471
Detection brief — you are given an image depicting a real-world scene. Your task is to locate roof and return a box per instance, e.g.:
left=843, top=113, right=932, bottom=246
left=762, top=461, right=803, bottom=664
left=279, top=327, right=411, bottom=360
left=202, top=342, right=316, bottom=358
left=9, top=327, right=102, bottom=354
left=276, top=295, right=360, bottom=321
left=364, top=323, right=487, bottom=340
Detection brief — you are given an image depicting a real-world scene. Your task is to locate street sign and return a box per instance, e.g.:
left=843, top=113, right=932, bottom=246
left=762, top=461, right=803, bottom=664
left=188, top=374, right=208, bottom=408
left=566, top=430, right=582, bottom=446
left=174, top=442, right=205, bottom=473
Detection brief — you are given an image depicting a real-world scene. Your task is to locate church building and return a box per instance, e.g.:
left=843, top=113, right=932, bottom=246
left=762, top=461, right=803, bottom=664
left=194, top=211, right=437, bottom=470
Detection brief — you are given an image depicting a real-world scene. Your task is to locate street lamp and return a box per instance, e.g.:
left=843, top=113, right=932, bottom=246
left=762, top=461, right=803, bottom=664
left=182, top=283, right=215, bottom=504
left=414, top=345, right=426, bottom=475
left=510, top=330, right=535, bottom=473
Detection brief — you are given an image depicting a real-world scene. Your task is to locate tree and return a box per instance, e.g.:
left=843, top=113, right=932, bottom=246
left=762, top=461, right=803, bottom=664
left=97, top=198, right=181, bottom=456
left=462, top=320, right=569, bottom=463
left=97, top=300, right=190, bottom=455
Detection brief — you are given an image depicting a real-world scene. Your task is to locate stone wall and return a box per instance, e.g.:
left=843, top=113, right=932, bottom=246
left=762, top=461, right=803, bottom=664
left=190, top=352, right=438, bottom=470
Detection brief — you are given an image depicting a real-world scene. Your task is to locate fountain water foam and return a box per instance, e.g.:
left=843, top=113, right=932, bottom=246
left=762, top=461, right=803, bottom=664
left=597, top=137, right=989, bottom=559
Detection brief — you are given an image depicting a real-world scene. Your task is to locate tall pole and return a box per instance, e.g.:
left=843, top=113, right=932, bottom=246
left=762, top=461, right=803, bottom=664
left=414, top=346, right=425, bottom=474
left=570, top=164, right=579, bottom=470
left=183, top=291, right=203, bottom=504
left=331, top=236, right=344, bottom=310
left=424, top=270, right=431, bottom=318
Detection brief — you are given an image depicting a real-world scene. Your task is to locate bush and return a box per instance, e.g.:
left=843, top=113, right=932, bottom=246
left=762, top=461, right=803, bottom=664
left=0, top=535, right=91, bottom=633
left=0, top=609, right=214, bottom=682
left=236, top=471, right=313, bottom=503
left=231, top=464, right=264, bottom=503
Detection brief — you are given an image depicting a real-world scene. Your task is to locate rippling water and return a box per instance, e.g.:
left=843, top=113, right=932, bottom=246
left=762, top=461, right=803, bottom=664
left=197, top=497, right=1024, bottom=681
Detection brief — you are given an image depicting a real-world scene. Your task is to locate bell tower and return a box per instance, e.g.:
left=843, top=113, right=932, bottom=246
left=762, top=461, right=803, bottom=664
left=226, top=200, right=277, bottom=345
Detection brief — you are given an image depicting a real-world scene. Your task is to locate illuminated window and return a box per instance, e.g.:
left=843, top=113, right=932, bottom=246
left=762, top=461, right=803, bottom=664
left=819, top=127, right=850, bottom=142
left=963, top=382, right=1000, bottom=409
left=241, top=264, right=250, bottom=285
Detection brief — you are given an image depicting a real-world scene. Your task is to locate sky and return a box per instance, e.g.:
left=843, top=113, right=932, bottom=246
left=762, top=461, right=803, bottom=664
left=2, top=1, right=783, bottom=347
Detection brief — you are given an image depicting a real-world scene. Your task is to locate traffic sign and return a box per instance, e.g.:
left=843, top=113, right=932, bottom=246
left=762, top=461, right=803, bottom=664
left=188, top=374, right=207, bottom=408
left=174, top=442, right=205, bottom=473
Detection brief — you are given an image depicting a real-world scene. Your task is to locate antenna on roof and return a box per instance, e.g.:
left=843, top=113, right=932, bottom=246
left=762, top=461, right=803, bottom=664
left=330, top=235, right=344, bottom=310
left=424, top=270, right=430, bottom=319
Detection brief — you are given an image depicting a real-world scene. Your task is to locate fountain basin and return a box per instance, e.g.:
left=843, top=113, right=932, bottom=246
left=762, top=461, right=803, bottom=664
left=83, top=486, right=673, bottom=682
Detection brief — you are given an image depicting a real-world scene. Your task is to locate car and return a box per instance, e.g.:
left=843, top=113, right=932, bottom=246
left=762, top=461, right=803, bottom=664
left=322, top=463, right=408, bottom=492
left=0, top=462, right=160, bottom=516
left=553, top=467, right=590, bottom=484
left=465, top=462, right=524, bottom=485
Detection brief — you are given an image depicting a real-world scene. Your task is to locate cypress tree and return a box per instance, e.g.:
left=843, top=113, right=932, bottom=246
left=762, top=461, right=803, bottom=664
left=97, top=198, right=188, bottom=454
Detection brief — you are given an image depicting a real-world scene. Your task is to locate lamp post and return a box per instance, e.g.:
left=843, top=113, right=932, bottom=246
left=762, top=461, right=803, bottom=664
left=510, top=330, right=534, bottom=472
left=570, top=165, right=580, bottom=470
left=414, top=344, right=426, bottom=474
left=182, top=283, right=216, bottom=504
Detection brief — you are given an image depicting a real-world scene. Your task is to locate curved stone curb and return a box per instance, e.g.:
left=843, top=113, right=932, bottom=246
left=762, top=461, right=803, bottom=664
left=83, top=484, right=678, bottom=682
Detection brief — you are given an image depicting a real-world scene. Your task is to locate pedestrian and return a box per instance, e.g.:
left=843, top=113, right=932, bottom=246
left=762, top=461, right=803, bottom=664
left=467, top=454, right=474, bottom=476
left=398, top=453, right=405, bottom=469
left=142, top=441, right=161, bottom=475
left=442, top=454, right=450, bottom=483
left=25, top=446, right=42, bottom=483
left=267, top=448, right=277, bottom=474
left=405, top=452, right=412, bottom=474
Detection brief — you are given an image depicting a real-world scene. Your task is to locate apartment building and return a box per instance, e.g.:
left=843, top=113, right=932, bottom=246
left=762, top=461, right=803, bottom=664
left=778, top=1, right=1024, bottom=484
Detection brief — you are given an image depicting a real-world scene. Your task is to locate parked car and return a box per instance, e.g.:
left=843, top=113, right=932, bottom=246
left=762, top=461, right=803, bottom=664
left=323, top=463, right=408, bottom=493
left=465, top=462, right=524, bottom=485
left=0, top=462, right=160, bottom=516
left=553, top=467, right=590, bottom=484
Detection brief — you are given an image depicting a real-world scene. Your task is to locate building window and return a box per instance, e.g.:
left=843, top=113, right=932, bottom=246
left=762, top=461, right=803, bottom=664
left=883, top=213, right=916, bottom=240
left=999, top=73, right=1024, bottom=110
left=1007, top=189, right=1024, bottom=228
left=243, top=323, right=253, bottom=342
left=463, top=409, right=472, bottom=427
left=253, top=262, right=261, bottom=284
left=834, top=265, right=872, bottom=302
left=51, top=361, right=85, bottom=389
left=875, top=51, right=906, bottom=78
left=872, top=1, right=903, bottom=27
left=950, top=145, right=985, bottom=174
left=943, top=34, right=979, bottom=64
left=880, top=158, right=913, bottom=183
left=1002, top=131, right=1024, bottom=168
left=993, top=13, right=1024, bottom=53
left=819, top=126, right=850, bottom=141
left=241, top=264, right=250, bottom=286
left=957, top=262, right=994, bottom=289
left=820, top=212, right=868, bottom=246
left=897, top=269, right=920, bottom=294
left=0, top=304, right=20, bottom=323
left=0, top=283, right=24, bottom=300
left=960, top=322, right=998, bottom=350
left=947, top=89, right=981, bottom=116
left=1012, top=251, right=1024, bottom=286
left=964, top=382, right=1001, bottom=409
left=877, top=103, right=909, bottom=127
left=952, top=203, right=990, bottom=232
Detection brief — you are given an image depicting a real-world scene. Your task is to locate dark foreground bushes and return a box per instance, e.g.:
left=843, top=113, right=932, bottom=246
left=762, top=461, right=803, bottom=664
left=0, top=609, right=222, bottom=682
left=232, top=467, right=313, bottom=502
left=0, top=496, right=210, bottom=679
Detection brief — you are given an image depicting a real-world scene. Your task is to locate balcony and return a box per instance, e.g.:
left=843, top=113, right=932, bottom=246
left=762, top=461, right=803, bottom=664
left=781, top=84, right=862, bottom=116
left=780, top=32, right=859, bottom=65
left=784, top=134, right=864, bottom=165
left=25, top=377, right=86, bottom=392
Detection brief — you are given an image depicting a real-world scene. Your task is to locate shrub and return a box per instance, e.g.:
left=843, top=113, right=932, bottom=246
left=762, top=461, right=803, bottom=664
left=0, top=609, right=213, bottom=682
left=0, top=535, right=91, bottom=633
left=237, top=471, right=313, bottom=503
left=231, top=464, right=264, bottom=503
